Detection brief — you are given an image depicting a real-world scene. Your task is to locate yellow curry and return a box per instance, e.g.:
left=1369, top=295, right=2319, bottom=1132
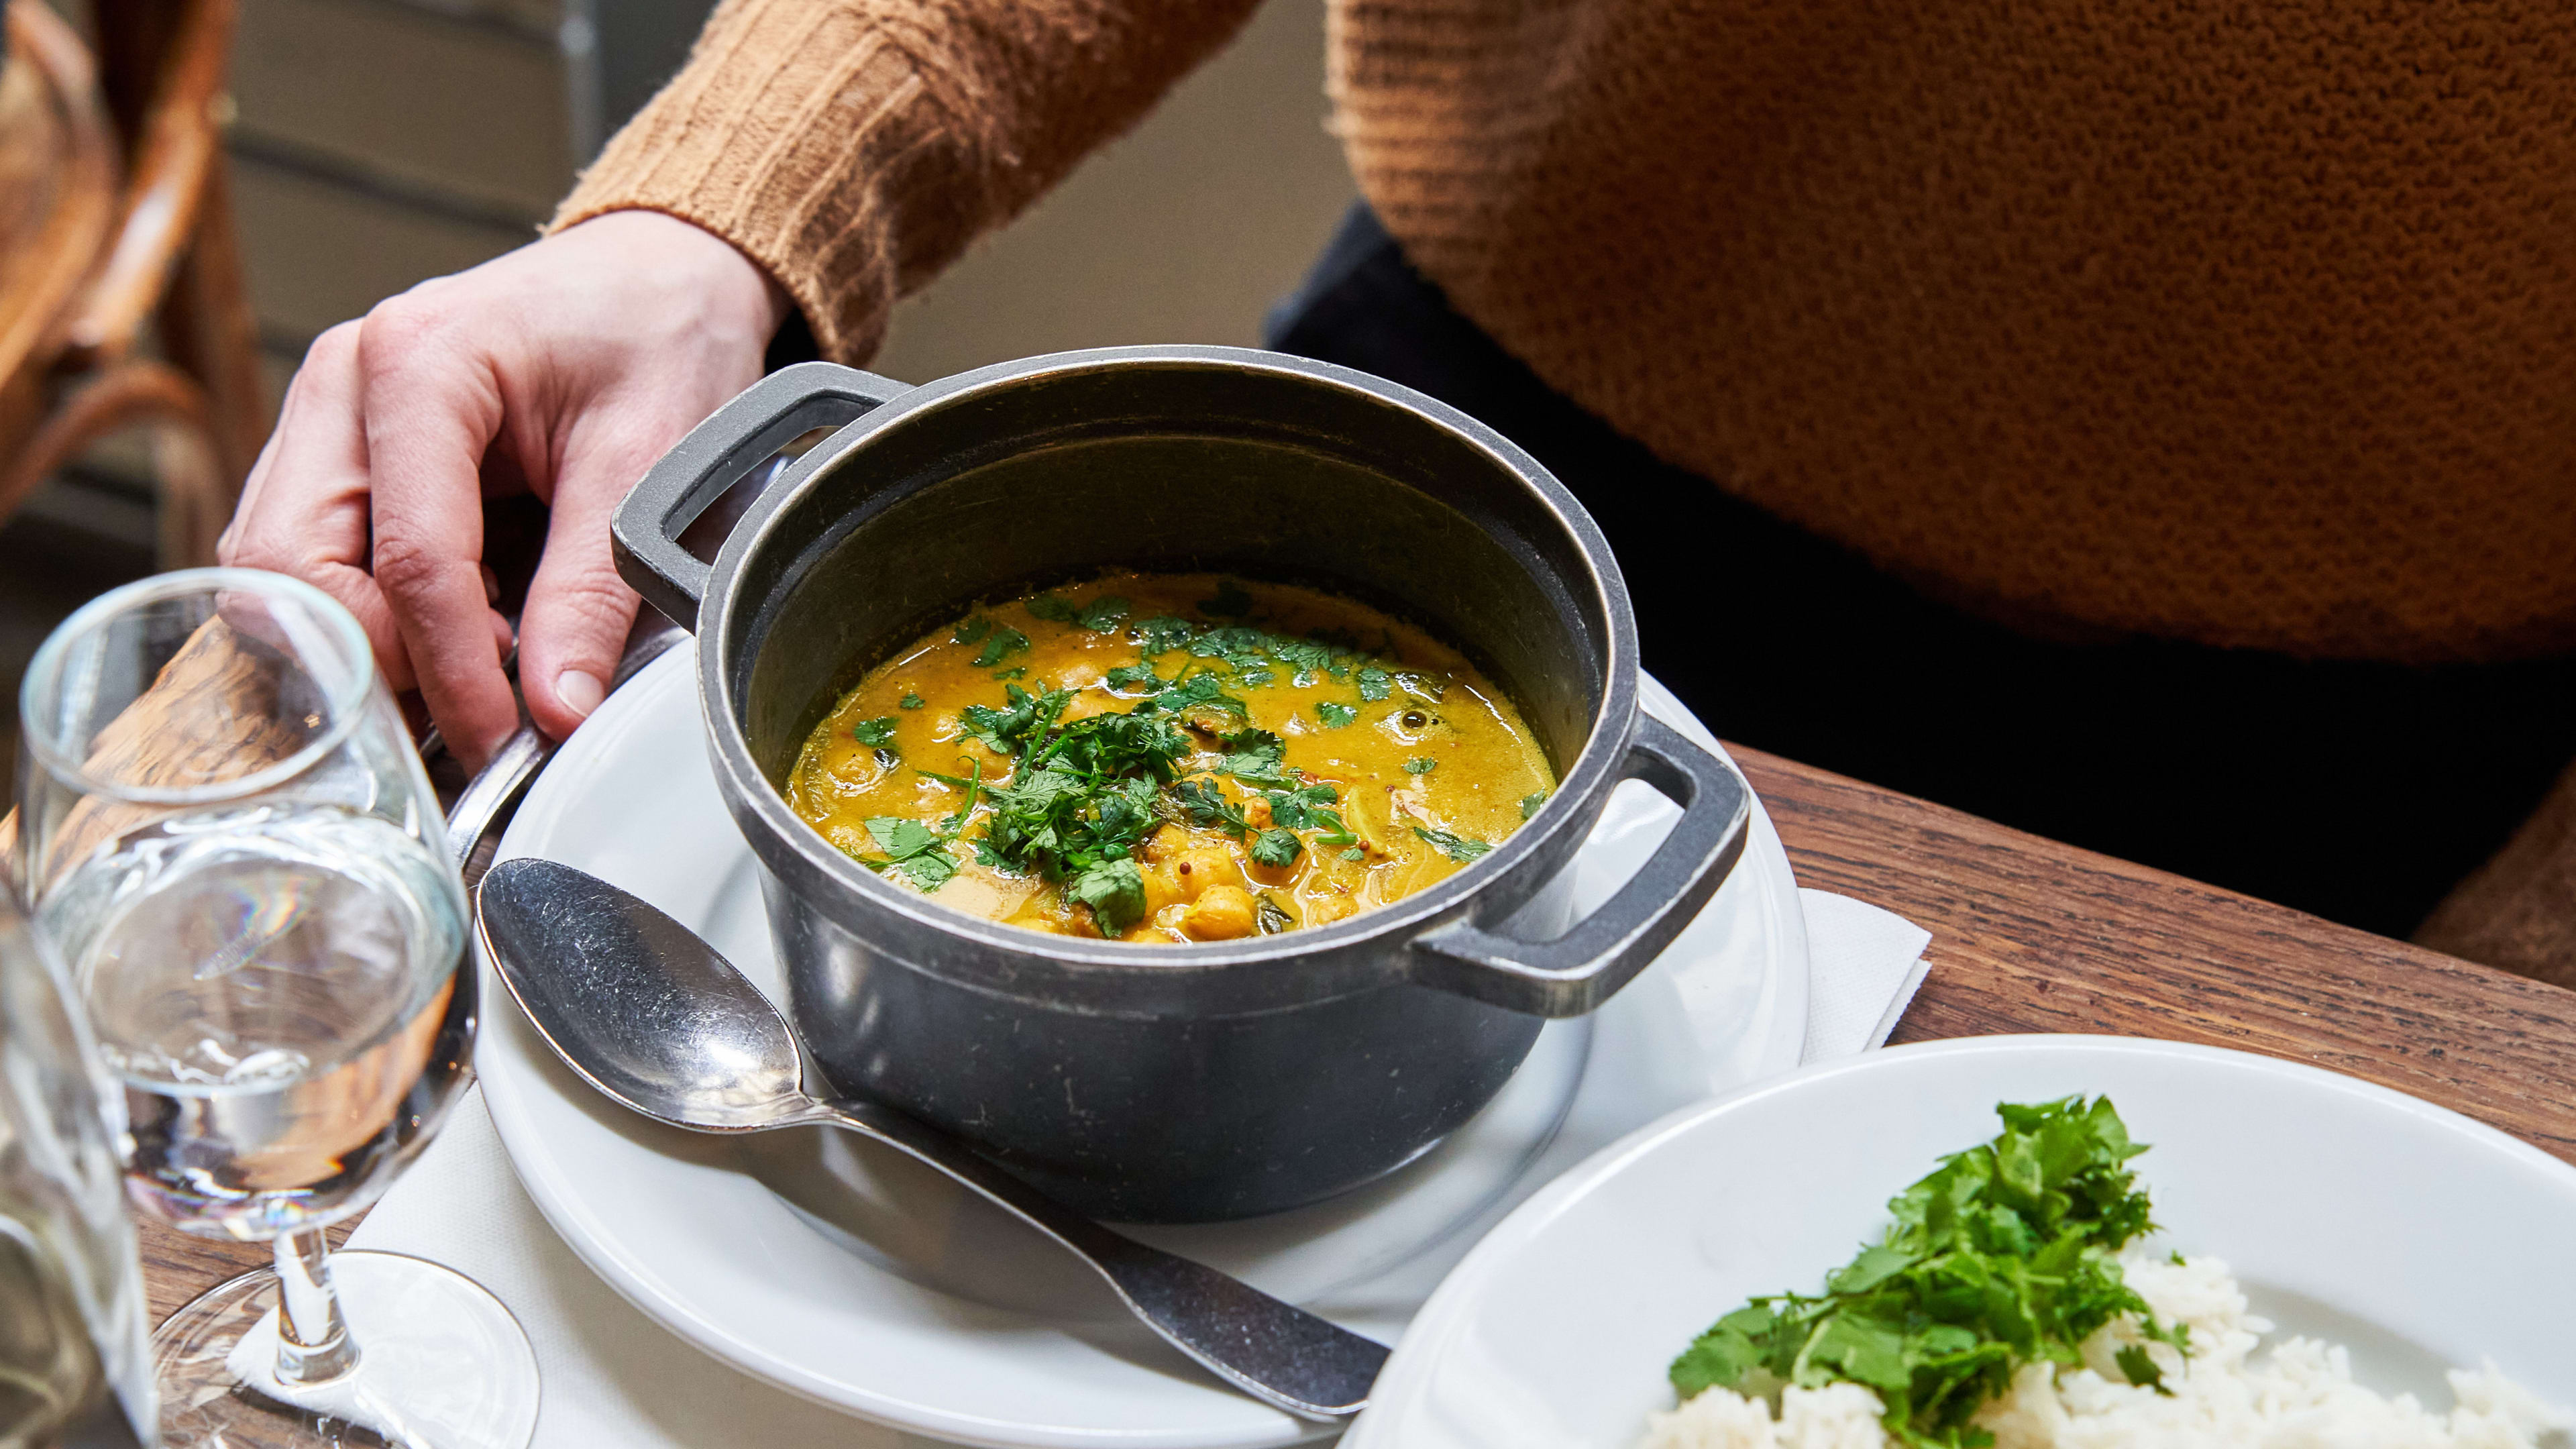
left=785, top=574, right=1555, bottom=942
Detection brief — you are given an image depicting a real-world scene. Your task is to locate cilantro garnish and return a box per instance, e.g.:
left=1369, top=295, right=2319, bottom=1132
left=1025, top=593, right=1080, bottom=623
left=851, top=716, right=900, bottom=746
left=857, top=817, right=957, bottom=891
left=1104, top=663, right=1165, bottom=693
left=1667, top=1097, right=2189, bottom=1446
left=1404, top=757, right=1436, bottom=774
left=1170, top=778, right=1249, bottom=835
left=900, top=693, right=924, bottom=710
left=972, top=625, right=1030, bottom=669
left=1338, top=847, right=1364, bottom=862
left=1316, top=702, right=1358, bottom=729
left=1520, top=791, right=1548, bottom=819
left=1216, top=728, right=1292, bottom=786
left=1250, top=828, right=1302, bottom=868
left=1357, top=667, right=1392, bottom=702
left=1411, top=825, right=1491, bottom=863
left=953, top=616, right=994, bottom=646
left=1065, top=858, right=1144, bottom=928
left=1078, top=596, right=1131, bottom=633
left=1134, top=616, right=1197, bottom=655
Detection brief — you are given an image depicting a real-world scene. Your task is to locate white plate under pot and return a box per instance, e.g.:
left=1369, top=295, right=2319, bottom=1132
left=478, top=643, right=1809, bottom=1448
left=1346, top=1034, right=2576, bottom=1449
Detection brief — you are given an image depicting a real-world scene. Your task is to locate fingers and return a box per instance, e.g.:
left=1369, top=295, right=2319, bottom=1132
left=357, top=297, right=523, bottom=770
left=514, top=427, right=647, bottom=741
left=217, top=323, right=418, bottom=693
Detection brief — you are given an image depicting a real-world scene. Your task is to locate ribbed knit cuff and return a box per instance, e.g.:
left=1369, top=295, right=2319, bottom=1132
left=549, top=0, right=955, bottom=364
left=550, top=0, right=1265, bottom=367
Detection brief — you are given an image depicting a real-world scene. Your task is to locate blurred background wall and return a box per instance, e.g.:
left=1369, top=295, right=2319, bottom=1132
left=3, top=0, right=1354, bottom=793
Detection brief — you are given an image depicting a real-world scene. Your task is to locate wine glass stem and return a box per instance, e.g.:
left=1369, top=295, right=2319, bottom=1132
left=272, top=1228, right=360, bottom=1385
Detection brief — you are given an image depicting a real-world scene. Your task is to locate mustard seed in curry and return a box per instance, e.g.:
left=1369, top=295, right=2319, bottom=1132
left=785, top=573, right=1556, bottom=943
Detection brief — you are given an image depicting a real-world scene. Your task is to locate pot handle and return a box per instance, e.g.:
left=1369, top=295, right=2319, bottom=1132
left=1407, top=716, right=1752, bottom=1018
left=612, top=361, right=910, bottom=629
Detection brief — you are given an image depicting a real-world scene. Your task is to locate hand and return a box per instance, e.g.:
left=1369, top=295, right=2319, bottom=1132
left=219, top=211, right=789, bottom=771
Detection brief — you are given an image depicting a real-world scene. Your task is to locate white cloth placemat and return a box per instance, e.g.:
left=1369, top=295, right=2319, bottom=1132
left=347, top=889, right=1930, bottom=1448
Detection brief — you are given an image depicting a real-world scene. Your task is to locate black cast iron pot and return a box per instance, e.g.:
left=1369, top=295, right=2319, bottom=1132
left=610, top=347, right=1749, bottom=1222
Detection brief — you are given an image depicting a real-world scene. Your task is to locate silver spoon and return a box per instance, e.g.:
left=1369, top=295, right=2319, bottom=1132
left=474, top=857, right=1389, bottom=1421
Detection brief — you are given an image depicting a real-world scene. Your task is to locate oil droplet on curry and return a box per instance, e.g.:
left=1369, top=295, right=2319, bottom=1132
left=785, top=574, right=1556, bottom=942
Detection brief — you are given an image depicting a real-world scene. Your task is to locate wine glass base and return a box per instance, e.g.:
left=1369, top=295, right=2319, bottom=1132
left=152, top=1250, right=539, bottom=1448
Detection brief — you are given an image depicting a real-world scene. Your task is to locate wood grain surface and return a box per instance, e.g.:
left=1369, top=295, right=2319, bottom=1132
left=132, top=742, right=2576, bottom=1327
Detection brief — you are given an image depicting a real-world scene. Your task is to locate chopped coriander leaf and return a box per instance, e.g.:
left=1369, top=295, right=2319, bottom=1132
left=1520, top=791, right=1548, bottom=819
left=1201, top=579, right=1254, bottom=617
left=1216, top=727, right=1291, bottom=786
left=971, top=625, right=1030, bottom=668
left=1250, top=828, right=1303, bottom=868
left=1411, top=825, right=1491, bottom=863
left=1269, top=638, right=1335, bottom=673
left=1168, top=778, right=1249, bottom=835
left=1067, top=858, right=1147, bottom=934
left=1077, top=596, right=1131, bottom=633
left=2114, top=1344, right=2167, bottom=1394
left=851, top=716, right=899, bottom=745
left=1403, top=757, right=1437, bottom=774
left=953, top=616, right=994, bottom=645
left=1339, top=847, right=1365, bottom=862
left=1153, top=675, right=1250, bottom=733
left=1024, top=593, right=1080, bottom=623
left=858, top=817, right=958, bottom=891
left=1262, top=781, right=1339, bottom=830
left=1356, top=666, right=1392, bottom=702
left=1316, top=701, right=1359, bottom=729
left=1104, top=663, right=1165, bottom=693
left=1254, top=894, right=1296, bottom=934
left=1134, top=616, right=1197, bottom=655
left=900, top=692, right=924, bottom=710
left=1236, top=667, right=1278, bottom=691
left=1189, top=626, right=1272, bottom=670
left=1666, top=1095, right=2188, bottom=1446
left=991, top=666, right=1026, bottom=680
left=960, top=684, right=1069, bottom=756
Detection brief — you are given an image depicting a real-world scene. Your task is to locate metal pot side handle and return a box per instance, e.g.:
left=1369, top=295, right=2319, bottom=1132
left=611, top=361, right=910, bottom=629
left=1408, top=715, right=1752, bottom=1018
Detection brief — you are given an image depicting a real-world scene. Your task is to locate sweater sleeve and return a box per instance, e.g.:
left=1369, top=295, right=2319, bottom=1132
left=549, top=0, right=1268, bottom=364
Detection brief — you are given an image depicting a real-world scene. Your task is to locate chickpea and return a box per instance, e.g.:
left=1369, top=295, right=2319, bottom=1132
left=1141, top=824, right=1188, bottom=865
left=1141, top=861, right=1189, bottom=917
left=1055, top=661, right=1104, bottom=691
left=1244, top=796, right=1275, bottom=830
left=1173, top=847, right=1238, bottom=900
left=1305, top=894, right=1356, bottom=926
left=1182, top=884, right=1258, bottom=941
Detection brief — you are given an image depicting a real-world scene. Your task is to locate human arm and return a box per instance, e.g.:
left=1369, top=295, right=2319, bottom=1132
left=222, top=0, right=1263, bottom=769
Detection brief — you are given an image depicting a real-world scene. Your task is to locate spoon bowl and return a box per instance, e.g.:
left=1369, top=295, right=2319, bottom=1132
left=475, top=857, right=1389, bottom=1421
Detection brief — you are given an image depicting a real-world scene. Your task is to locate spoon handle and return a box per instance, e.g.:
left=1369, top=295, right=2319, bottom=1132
left=804, top=1095, right=1389, bottom=1420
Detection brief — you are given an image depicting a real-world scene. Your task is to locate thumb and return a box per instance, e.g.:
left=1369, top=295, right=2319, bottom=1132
left=515, top=440, right=650, bottom=741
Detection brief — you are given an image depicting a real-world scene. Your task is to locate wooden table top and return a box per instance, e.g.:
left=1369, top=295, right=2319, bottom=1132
left=131, top=743, right=2576, bottom=1327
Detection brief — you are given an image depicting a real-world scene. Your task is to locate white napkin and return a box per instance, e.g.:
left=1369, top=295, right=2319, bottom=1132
left=347, top=889, right=1929, bottom=1448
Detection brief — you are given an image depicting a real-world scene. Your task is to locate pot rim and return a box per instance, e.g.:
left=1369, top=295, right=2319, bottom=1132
left=696, top=345, right=1639, bottom=991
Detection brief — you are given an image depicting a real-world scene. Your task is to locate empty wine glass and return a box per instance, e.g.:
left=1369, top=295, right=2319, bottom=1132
left=15, top=569, right=536, bottom=1449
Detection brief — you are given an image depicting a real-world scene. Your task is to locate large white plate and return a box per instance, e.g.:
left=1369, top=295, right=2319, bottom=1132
left=478, top=643, right=1809, bottom=1448
left=1347, top=1035, right=2576, bottom=1449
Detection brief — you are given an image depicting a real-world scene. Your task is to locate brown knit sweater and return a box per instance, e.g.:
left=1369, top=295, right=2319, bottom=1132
left=556, top=0, right=2576, bottom=664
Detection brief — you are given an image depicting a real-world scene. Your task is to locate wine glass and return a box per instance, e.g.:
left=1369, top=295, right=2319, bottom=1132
left=14, top=569, right=537, bottom=1449
left=0, top=880, right=154, bottom=1448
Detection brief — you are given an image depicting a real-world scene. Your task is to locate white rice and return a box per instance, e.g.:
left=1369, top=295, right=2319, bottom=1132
left=1640, top=1256, right=2571, bottom=1449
